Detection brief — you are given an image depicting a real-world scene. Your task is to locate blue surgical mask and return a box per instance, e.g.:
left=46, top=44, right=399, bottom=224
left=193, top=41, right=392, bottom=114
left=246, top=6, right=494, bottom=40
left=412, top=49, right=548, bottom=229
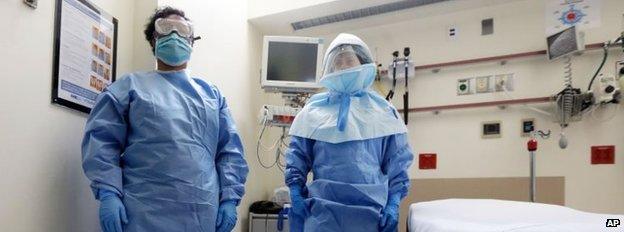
left=320, top=63, right=376, bottom=94
left=318, top=63, right=377, bottom=131
left=155, top=33, right=192, bottom=66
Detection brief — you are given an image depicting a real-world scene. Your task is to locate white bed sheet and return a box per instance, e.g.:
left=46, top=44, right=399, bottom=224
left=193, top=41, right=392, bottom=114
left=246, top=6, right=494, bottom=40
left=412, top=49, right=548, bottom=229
left=409, top=199, right=623, bottom=232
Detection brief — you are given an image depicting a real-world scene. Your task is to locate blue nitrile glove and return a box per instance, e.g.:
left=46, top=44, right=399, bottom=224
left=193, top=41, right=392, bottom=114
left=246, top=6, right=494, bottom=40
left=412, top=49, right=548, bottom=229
left=289, top=185, right=307, bottom=232
left=216, top=200, right=238, bottom=232
left=379, top=193, right=401, bottom=232
left=98, top=189, right=128, bottom=232
left=289, top=185, right=308, bottom=217
left=288, top=209, right=305, bottom=232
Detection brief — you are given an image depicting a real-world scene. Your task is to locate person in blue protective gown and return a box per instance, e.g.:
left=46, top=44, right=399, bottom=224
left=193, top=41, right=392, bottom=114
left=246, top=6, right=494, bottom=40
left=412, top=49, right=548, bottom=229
left=285, top=33, right=414, bottom=232
left=81, top=7, right=248, bottom=232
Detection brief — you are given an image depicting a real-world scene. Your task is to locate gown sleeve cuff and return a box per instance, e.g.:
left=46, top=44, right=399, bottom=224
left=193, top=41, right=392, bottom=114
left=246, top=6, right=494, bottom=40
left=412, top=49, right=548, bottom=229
left=219, top=187, right=243, bottom=204
left=92, top=183, right=122, bottom=200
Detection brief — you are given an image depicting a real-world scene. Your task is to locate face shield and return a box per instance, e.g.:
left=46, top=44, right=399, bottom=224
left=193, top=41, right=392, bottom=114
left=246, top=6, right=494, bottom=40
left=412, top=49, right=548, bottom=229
left=155, top=18, right=194, bottom=39
left=322, top=44, right=373, bottom=76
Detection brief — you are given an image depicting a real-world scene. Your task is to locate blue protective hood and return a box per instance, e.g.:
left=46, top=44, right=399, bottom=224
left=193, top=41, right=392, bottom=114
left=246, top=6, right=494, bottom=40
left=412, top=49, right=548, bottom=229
left=289, top=63, right=407, bottom=144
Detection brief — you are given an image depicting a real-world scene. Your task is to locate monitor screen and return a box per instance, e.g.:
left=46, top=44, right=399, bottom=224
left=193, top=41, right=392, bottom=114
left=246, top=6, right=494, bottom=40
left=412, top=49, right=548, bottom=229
left=266, top=41, right=318, bottom=83
left=547, top=26, right=578, bottom=60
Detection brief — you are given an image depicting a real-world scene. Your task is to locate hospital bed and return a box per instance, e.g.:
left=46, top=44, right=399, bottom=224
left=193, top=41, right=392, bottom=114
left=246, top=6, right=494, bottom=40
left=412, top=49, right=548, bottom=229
left=398, top=177, right=622, bottom=232
left=408, top=199, right=622, bottom=232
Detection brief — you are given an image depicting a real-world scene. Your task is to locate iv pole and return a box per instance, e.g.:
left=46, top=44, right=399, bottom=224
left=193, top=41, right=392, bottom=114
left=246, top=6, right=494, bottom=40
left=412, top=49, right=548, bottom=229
left=526, top=130, right=550, bottom=202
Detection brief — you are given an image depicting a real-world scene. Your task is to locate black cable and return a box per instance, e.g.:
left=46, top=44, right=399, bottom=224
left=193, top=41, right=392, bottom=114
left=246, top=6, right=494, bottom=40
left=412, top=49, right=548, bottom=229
left=587, top=42, right=609, bottom=91
left=276, top=147, right=285, bottom=173
left=256, top=117, right=278, bottom=169
left=385, top=51, right=400, bottom=101
left=403, top=47, right=410, bottom=125
left=276, top=131, right=289, bottom=173
left=586, top=35, right=624, bottom=91
left=615, top=36, right=623, bottom=45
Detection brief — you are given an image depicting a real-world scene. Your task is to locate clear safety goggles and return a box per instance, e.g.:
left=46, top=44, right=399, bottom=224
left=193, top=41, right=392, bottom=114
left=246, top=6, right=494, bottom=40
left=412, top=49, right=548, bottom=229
left=155, top=18, right=194, bottom=38
left=322, top=44, right=373, bottom=76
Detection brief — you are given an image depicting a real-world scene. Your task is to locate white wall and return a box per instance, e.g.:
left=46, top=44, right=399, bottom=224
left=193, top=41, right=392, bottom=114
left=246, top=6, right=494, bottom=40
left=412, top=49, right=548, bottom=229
left=318, top=0, right=624, bottom=213
left=0, top=0, right=140, bottom=231
left=133, top=0, right=158, bottom=71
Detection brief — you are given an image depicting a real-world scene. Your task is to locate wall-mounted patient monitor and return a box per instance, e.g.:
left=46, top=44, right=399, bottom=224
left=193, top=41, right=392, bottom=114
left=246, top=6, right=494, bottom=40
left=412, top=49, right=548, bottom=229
left=261, top=36, right=324, bottom=93
left=546, top=26, right=585, bottom=60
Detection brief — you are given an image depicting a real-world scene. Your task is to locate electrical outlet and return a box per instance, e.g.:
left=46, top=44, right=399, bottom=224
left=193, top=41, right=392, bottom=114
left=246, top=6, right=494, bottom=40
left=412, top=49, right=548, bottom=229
left=476, top=76, right=491, bottom=93
left=495, top=74, right=514, bottom=92
left=482, top=121, right=502, bottom=139
left=448, top=26, right=457, bottom=40
left=457, top=78, right=471, bottom=95
left=521, top=118, right=535, bottom=137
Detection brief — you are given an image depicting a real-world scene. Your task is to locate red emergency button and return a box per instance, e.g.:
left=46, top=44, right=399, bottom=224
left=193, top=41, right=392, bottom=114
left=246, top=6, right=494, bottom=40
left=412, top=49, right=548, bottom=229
left=527, top=139, right=537, bottom=152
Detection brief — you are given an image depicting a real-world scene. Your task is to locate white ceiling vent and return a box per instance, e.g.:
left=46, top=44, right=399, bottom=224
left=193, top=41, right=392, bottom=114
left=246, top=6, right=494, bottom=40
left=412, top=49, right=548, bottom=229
left=291, top=0, right=450, bottom=31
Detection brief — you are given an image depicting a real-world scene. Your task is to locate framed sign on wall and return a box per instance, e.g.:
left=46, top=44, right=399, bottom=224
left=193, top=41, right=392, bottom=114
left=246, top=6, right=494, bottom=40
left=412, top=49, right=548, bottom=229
left=52, top=0, right=118, bottom=113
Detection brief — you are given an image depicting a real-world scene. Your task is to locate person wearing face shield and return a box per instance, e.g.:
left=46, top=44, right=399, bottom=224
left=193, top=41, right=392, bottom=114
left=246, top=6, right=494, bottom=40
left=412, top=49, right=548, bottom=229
left=81, top=7, right=248, bottom=232
left=285, top=33, right=414, bottom=232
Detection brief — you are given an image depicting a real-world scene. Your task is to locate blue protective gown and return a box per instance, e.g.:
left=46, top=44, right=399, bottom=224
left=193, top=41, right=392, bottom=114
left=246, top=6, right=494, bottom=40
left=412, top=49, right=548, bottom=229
left=285, top=134, right=413, bottom=232
left=82, top=70, right=249, bottom=232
